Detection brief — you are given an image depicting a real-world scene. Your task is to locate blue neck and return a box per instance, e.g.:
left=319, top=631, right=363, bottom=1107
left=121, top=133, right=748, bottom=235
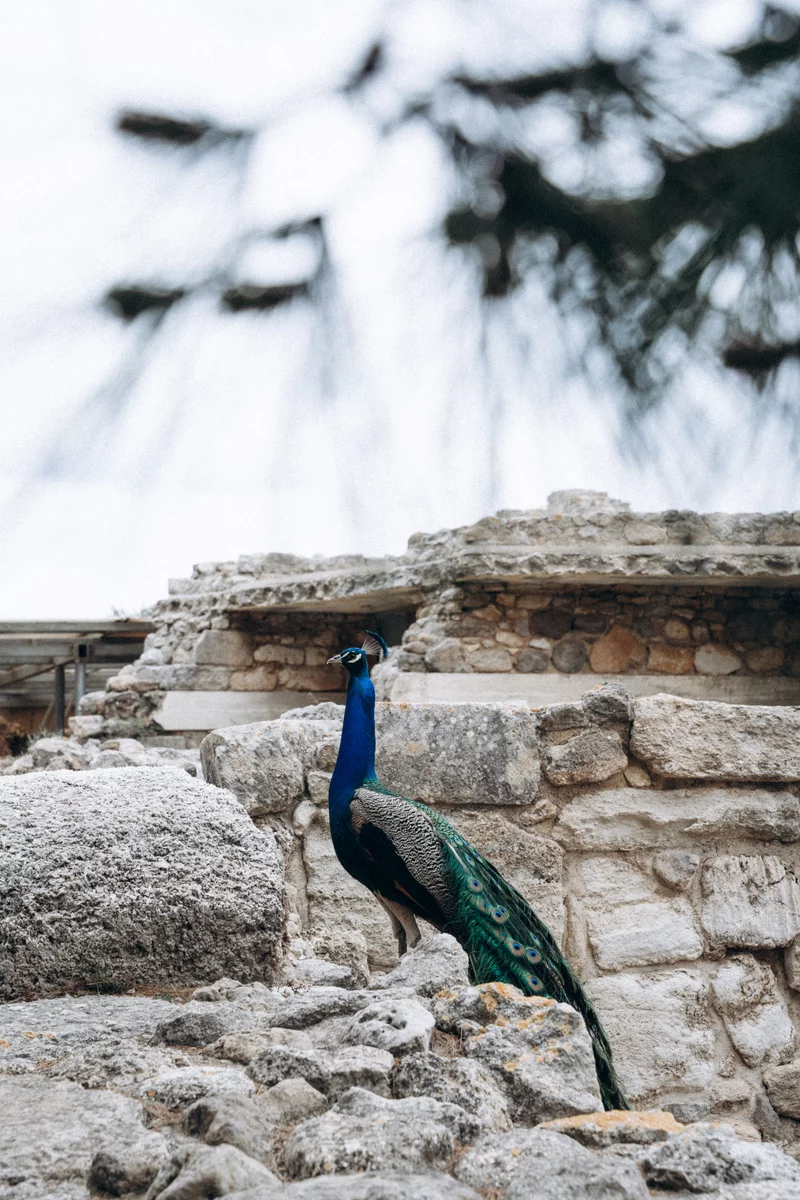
left=329, top=672, right=377, bottom=814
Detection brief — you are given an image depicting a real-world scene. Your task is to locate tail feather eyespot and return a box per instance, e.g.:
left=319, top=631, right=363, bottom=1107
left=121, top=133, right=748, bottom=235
left=527, top=947, right=542, bottom=964
left=491, top=906, right=509, bottom=924
left=528, top=975, right=544, bottom=993
left=467, top=878, right=483, bottom=893
left=508, top=938, right=525, bottom=957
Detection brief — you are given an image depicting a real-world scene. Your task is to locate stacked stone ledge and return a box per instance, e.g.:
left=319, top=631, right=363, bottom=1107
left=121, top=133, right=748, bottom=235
left=200, top=684, right=800, bottom=1151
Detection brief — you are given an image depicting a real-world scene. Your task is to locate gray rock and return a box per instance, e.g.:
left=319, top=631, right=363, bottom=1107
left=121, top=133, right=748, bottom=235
left=630, top=694, right=800, bottom=781
left=786, top=937, right=800, bottom=991
left=701, top=856, right=800, bottom=949
left=248, top=1045, right=332, bottom=1092
left=272, top=988, right=381, bottom=1030
left=640, top=1124, right=800, bottom=1192
left=152, top=1009, right=237, bottom=1047
left=373, top=702, right=540, bottom=806
left=137, top=1065, right=254, bottom=1110
left=283, top=1087, right=481, bottom=1179
left=0, top=1075, right=151, bottom=1197
left=194, top=630, right=254, bottom=668
left=201, top=718, right=338, bottom=816
left=764, top=1058, right=800, bottom=1119
left=392, top=1053, right=512, bottom=1130
left=146, top=1143, right=277, bottom=1200
left=554, top=787, right=800, bottom=850
left=0, top=769, right=285, bottom=999
left=539, top=1108, right=686, bottom=1147
left=585, top=970, right=715, bottom=1103
left=712, top=956, right=796, bottom=1068
left=260, top=1078, right=330, bottom=1125
left=225, top=1172, right=482, bottom=1198
left=433, top=983, right=601, bottom=1123
left=586, top=897, right=703, bottom=970
left=50, top=1036, right=191, bottom=1091
left=341, top=998, right=434, bottom=1056
left=544, top=729, right=628, bottom=786
left=292, top=959, right=356, bottom=989
left=207, top=1030, right=313, bottom=1064
left=653, top=850, right=700, bottom=891
left=326, top=1046, right=394, bottom=1099
left=311, top=931, right=370, bottom=989
left=183, top=1093, right=277, bottom=1162
left=454, top=1128, right=648, bottom=1199
left=89, top=1135, right=170, bottom=1197
left=369, top=934, right=470, bottom=998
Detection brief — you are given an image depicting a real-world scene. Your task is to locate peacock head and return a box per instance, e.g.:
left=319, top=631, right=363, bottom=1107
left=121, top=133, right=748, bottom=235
left=328, top=630, right=388, bottom=677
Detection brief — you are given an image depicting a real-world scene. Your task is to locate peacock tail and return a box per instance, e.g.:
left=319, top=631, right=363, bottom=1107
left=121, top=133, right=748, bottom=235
left=422, top=801, right=629, bottom=1112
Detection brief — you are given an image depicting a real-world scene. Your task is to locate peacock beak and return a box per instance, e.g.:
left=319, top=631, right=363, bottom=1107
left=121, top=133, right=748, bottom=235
left=327, top=653, right=343, bottom=665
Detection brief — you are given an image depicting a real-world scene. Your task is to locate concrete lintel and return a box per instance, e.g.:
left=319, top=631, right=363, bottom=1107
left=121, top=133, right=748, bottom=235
left=388, top=673, right=800, bottom=708
left=155, top=690, right=345, bottom=730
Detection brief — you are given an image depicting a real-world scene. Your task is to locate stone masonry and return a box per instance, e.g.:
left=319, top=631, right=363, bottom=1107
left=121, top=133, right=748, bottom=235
left=65, top=491, right=800, bottom=741
left=200, top=686, right=800, bottom=1143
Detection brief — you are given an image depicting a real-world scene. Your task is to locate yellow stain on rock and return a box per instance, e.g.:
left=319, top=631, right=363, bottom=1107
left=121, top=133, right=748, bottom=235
left=541, top=1110, right=685, bottom=1141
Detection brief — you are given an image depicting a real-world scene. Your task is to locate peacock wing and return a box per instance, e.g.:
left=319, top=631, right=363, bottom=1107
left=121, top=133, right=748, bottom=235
left=351, top=785, right=459, bottom=928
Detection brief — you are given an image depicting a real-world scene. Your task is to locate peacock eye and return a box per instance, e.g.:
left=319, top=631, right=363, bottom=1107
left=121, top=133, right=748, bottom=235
left=509, top=939, right=525, bottom=956
left=467, top=878, right=482, bottom=892
left=528, top=975, right=544, bottom=993
left=527, top=947, right=541, bottom=963
left=491, top=906, right=508, bottom=923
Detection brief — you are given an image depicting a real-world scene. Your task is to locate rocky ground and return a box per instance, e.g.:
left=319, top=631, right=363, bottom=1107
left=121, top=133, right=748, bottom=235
left=4, top=936, right=800, bottom=1199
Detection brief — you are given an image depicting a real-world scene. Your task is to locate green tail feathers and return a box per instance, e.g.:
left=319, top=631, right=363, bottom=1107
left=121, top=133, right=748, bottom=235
left=430, top=810, right=629, bottom=1112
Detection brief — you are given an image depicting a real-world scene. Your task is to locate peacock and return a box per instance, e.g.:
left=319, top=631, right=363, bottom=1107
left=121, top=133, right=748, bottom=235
left=326, top=632, right=628, bottom=1111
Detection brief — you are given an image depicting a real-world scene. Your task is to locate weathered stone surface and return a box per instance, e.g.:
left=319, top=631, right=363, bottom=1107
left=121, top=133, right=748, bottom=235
left=586, top=898, right=703, bottom=970
left=764, top=1058, right=800, bottom=1119
left=787, top=937, right=800, bottom=991
left=194, top=629, right=254, bottom=667
left=50, top=1036, right=191, bottom=1092
left=88, top=1134, right=169, bottom=1197
left=369, top=933, right=470, bottom=998
left=137, top=1064, right=254, bottom=1109
left=631, top=693, right=800, bottom=780
left=341, top=997, right=434, bottom=1056
left=311, top=931, right=370, bottom=989
left=589, top=626, right=646, bottom=673
left=147, top=1143, right=277, bottom=1200
left=282, top=1087, right=481, bottom=1179
left=712, top=956, right=796, bottom=1068
left=0, top=1076, right=151, bottom=1197
left=374, top=702, right=540, bottom=805
left=229, top=1171, right=483, bottom=1198
left=640, top=1124, right=800, bottom=1192
left=554, top=787, right=800, bottom=850
left=440, top=812, right=565, bottom=944
left=248, top=1046, right=331, bottom=1092
left=653, top=850, right=700, bottom=891
left=454, top=1127, right=649, bottom=1199
left=701, top=856, right=800, bottom=948
left=543, top=728, right=628, bottom=786
left=303, top=823, right=398, bottom=969
left=261, top=1077, right=331, bottom=1124
left=200, top=718, right=337, bottom=816
left=540, top=1108, right=685, bottom=1147
left=585, top=970, right=715, bottom=1101
left=0, top=769, right=285, bottom=999
left=153, top=1009, right=238, bottom=1047
left=392, top=1053, right=512, bottom=1131
left=184, top=1093, right=277, bottom=1162
left=433, top=983, right=602, bottom=1123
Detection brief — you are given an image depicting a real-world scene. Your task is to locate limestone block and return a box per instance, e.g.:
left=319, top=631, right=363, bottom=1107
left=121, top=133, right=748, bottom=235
left=374, top=702, right=540, bottom=805
left=433, top=984, right=602, bottom=1123
left=425, top=638, right=468, bottom=672
left=711, top=956, right=796, bottom=1067
left=454, top=1127, right=649, bottom=1199
left=543, top=728, right=627, bottom=786
left=283, top=1087, right=481, bottom=1179
left=694, top=644, right=742, bottom=675
left=135, top=1065, right=254, bottom=1109
left=587, top=898, right=703, bottom=970
left=341, top=997, right=435, bottom=1055
left=647, top=644, right=694, bottom=674
left=589, top=626, right=646, bottom=673
left=303, top=822, right=398, bottom=968
left=554, top=787, right=800, bottom=850
left=144, top=1143, right=276, bottom=1199
left=763, top=1058, right=800, bottom=1119
left=700, top=856, right=800, bottom=948
left=652, top=851, right=699, bottom=891
left=200, top=716, right=340, bottom=815
left=630, top=693, right=800, bottom=780
left=392, top=1053, right=512, bottom=1131
left=585, top=970, right=715, bottom=1101
left=194, top=629, right=254, bottom=668
left=468, top=647, right=513, bottom=671
left=442, top=810, right=564, bottom=944
left=369, top=932, right=470, bottom=997
left=786, top=937, right=800, bottom=990
left=0, top=769, right=285, bottom=999
left=540, top=1109, right=684, bottom=1147
left=640, top=1125, right=800, bottom=1193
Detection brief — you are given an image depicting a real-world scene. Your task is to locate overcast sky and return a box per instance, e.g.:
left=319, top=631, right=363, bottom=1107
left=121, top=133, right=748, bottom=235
left=1, top=0, right=797, bottom=619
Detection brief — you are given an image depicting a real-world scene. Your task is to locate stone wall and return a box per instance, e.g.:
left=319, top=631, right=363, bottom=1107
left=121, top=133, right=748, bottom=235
left=394, top=584, right=800, bottom=679
left=201, top=687, right=800, bottom=1138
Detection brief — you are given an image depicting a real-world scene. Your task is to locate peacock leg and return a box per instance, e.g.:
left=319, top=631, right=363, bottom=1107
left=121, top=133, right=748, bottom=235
left=376, top=893, right=421, bottom=956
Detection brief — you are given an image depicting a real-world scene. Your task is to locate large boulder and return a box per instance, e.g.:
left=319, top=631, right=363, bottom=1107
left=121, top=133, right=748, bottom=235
left=630, top=693, right=800, bottom=781
left=0, top=768, right=285, bottom=998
